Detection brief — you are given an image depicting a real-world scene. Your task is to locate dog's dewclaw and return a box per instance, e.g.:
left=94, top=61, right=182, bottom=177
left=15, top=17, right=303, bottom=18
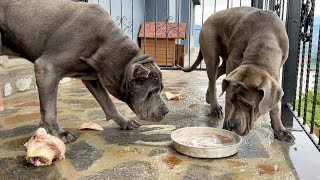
left=78, top=122, right=104, bottom=131
left=24, top=128, right=66, bottom=166
left=165, top=92, right=182, bottom=100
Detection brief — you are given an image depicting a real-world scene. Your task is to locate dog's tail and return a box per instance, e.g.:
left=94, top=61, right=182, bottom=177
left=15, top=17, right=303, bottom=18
left=177, top=50, right=203, bottom=72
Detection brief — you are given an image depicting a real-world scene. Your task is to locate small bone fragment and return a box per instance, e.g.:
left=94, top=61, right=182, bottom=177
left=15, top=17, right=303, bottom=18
left=24, top=128, right=66, bottom=166
left=78, top=122, right=104, bottom=131
left=165, top=92, right=181, bottom=100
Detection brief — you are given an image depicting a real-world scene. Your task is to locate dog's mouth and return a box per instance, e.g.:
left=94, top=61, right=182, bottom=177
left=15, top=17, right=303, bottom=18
left=236, top=129, right=250, bottom=136
left=146, top=112, right=167, bottom=122
left=223, top=123, right=250, bottom=136
left=234, top=126, right=251, bottom=136
left=135, top=104, right=168, bottom=122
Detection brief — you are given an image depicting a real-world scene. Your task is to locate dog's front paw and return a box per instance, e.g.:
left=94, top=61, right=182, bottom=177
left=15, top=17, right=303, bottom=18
left=274, top=129, right=295, bottom=142
left=119, top=119, right=141, bottom=130
left=42, top=125, right=78, bottom=143
left=58, top=131, right=78, bottom=143
left=49, top=130, right=78, bottom=143
left=209, top=106, right=223, bottom=118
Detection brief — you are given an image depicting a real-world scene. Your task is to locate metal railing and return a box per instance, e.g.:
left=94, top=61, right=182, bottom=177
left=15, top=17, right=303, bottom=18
left=282, top=0, right=320, bottom=150
left=253, top=0, right=320, bottom=151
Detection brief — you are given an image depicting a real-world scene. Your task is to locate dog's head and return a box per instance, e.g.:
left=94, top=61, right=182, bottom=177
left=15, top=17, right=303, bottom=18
left=221, top=65, right=283, bottom=136
left=81, top=54, right=168, bottom=122
left=120, top=55, right=169, bottom=122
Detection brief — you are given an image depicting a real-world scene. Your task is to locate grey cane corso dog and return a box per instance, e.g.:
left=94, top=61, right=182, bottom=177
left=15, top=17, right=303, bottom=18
left=179, top=7, right=294, bottom=141
left=0, top=0, right=169, bottom=143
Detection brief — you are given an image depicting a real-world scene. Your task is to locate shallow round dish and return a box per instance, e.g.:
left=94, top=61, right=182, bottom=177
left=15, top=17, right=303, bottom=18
left=171, top=127, right=242, bottom=158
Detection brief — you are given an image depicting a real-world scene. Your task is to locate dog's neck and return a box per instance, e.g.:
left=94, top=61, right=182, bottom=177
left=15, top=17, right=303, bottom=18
left=242, top=40, right=283, bottom=79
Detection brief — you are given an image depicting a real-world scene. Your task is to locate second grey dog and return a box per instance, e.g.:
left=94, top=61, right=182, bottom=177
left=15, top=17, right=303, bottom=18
left=0, top=0, right=169, bottom=143
left=179, top=7, right=294, bottom=141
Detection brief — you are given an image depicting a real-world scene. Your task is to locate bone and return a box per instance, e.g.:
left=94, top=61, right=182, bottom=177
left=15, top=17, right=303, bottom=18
left=165, top=92, right=182, bottom=100
left=24, top=128, right=66, bottom=166
left=78, top=122, right=104, bottom=131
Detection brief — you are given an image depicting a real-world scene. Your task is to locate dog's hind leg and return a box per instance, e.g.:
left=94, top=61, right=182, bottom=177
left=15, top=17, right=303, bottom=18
left=201, top=35, right=223, bottom=118
left=34, top=56, right=77, bottom=143
left=206, top=58, right=226, bottom=103
left=82, top=80, right=141, bottom=130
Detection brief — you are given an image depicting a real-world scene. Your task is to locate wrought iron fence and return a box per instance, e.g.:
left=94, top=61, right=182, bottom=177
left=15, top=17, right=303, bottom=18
left=82, top=0, right=320, bottom=150
left=256, top=0, right=320, bottom=151
left=284, top=0, right=320, bottom=150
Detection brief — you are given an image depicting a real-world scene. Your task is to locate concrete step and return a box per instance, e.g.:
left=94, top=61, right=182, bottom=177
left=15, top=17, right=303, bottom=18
left=0, top=56, right=36, bottom=97
left=0, top=56, right=32, bottom=68
left=0, top=56, right=74, bottom=98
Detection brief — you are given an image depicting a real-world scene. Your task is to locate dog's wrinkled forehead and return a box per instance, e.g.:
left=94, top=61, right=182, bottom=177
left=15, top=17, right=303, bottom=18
left=231, top=82, right=259, bottom=104
left=148, top=62, right=162, bottom=80
left=122, top=56, right=163, bottom=97
left=144, top=62, right=163, bottom=91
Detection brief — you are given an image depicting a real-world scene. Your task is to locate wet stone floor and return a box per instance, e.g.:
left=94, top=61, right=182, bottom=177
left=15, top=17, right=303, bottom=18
left=0, top=70, right=319, bottom=180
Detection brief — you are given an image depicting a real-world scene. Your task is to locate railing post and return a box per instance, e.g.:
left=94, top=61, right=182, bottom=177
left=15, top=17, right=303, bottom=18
left=0, top=32, right=2, bottom=55
left=281, top=0, right=302, bottom=127
left=268, top=0, right=275, bottom=11
left=251, top=0, right=263, bottom=9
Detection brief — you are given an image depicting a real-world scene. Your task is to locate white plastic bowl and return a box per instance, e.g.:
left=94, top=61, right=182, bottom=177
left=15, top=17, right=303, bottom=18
left=171, top=127, right=242, bottom=158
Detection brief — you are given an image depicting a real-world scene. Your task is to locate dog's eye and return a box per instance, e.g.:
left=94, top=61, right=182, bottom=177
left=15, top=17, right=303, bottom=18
left=135, top=77, right=146, bottom=84
left=147, top=89, right=158, bottom=98
left=243, top=102, right=251, bottom=107
left=236, top=96, right=250, bottom=107
left=152, top=88, right=159, bottom=93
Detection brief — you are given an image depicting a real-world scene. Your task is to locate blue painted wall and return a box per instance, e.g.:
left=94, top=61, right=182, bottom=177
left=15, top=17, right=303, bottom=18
left=194, top=25, right=201, bottom=48
left=180, top=1, right=196, bottom=53
left=145, top=0, right=167, bottom=22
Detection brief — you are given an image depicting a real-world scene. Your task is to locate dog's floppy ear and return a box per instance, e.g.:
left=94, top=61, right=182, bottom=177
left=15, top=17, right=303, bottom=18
left=258, top=78, right=283, bottom=114
left=131, top=63, right=150, bottom=79
left=221, top=79, right=230, bottom=97
left=220, top=69, right=239, bottom=96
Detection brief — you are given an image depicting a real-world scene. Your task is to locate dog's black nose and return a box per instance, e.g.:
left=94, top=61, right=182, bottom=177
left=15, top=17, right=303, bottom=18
left=227, top=119, right=240, bottom=130
left=223, top=122, right=228, bottom=129
left=162, top=106, right=169, bottom=115
left=229, top=123, right=236, bottom=129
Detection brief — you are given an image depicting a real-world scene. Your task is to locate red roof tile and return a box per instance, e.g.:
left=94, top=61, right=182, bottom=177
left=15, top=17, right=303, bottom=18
left=139, top=22, right=187, bottom=39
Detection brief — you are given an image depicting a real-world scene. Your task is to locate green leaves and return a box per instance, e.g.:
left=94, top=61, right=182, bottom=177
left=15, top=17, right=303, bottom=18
left=296, top=91, right=320, bottom=129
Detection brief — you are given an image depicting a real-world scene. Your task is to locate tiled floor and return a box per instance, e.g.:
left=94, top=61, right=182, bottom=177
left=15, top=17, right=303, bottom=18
left=0, top=70, right=319, bottom=180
